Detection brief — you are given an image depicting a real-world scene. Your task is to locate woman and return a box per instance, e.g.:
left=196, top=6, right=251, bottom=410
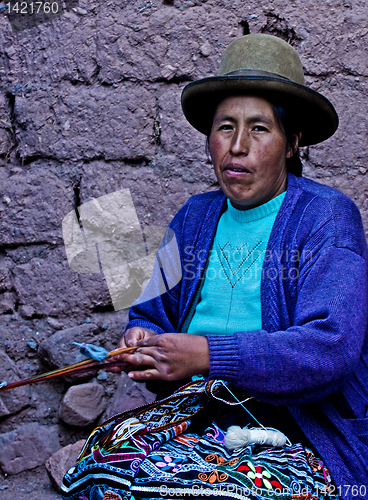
left=62, top=34, right=368, bottom=500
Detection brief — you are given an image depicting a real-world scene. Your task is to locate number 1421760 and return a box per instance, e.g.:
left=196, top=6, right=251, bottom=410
left=5, top=2, right=60, bottom=14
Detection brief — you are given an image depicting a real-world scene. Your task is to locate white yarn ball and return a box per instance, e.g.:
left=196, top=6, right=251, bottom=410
left=225, top=425, right=287, bottom=450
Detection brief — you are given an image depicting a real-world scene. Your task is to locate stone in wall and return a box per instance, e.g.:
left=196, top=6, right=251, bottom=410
left=0, top=309, right=127, bottom=369
left=0, top=292, right=16, bottom=314
left=0, top=422, right=60, bottom=475
left=0, top=312, right=43, bottom=362
left=96, top=2, right=242, bottom=83
left=0, top=349, right=30, bottom=418
left=78, top=160, right=170, bottom=225
left=45, top=439, right=86, bottom=493
left=0, top=17, right=12, bottom=87
left=12, top=246, right=112, bottom=318
left=0, top=254, right=14, bottom=300
left=0, top=168, right=73, bottom=246
left=13, top=83, right=156, bottom=162
left=0, top=0, right=237, bottom=88
left=157, top=83, right=207, bottom=162
left=236, top=0, right=368, bottom=78
left=59, top=382, right=107, bottom=426
left=0, top=93, right=13, bottom=155
left=103, top=371, right=155, bottom=420
left=149, top=154, right=217, bottom=219
left=47, top=317, right=65, bottom=330
left=38, top=322, right=100, bottom=372
left=306, top=80, right=368, bottom=169
left=288, top=0, right=368, bottom=78
left=78, top=158, right=215, bottom=232
left=1, top=5, right=99, bottom=86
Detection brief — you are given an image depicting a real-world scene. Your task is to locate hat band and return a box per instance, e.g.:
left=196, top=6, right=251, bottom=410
left=222, top=69, right=295, bottom=84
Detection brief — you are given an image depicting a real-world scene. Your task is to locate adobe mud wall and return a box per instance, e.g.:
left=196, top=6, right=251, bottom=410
left=0, top=0, right=367, bottom=497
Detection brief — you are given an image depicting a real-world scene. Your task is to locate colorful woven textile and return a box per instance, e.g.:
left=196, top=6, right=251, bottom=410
left=61, top=380, right=339, bottom=500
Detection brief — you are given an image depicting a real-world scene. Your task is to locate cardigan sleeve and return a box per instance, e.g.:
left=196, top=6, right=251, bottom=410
left=207, top=244, right=368, bottom=406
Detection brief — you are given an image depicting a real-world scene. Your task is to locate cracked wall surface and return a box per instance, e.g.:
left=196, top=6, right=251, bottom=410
left=0, top=0, right=368, bottom=496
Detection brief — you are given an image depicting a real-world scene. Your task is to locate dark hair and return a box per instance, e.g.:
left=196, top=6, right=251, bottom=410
left=206, top=98, right=303, bottom=177
left=271, top=103, right=303, bottom=177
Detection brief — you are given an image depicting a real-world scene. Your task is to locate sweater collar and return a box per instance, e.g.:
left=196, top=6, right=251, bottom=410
left=227, top=191, right=286, bottom=223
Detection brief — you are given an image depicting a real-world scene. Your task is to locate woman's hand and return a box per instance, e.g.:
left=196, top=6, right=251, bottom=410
left=109, top=327, right=157, bottom=373
left=119, top=326, right=157, bottom=348
left=121, top=333, right=210, bottom=381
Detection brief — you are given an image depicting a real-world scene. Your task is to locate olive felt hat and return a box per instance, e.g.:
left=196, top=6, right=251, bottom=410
left=181, top=34, right=338, bottom=146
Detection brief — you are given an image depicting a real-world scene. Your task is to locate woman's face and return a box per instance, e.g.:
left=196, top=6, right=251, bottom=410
left=209, top=95, right=295, bottom=210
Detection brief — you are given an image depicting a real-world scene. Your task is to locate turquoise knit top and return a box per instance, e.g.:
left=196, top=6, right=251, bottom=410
left=187, top=192, right=286, bottom=336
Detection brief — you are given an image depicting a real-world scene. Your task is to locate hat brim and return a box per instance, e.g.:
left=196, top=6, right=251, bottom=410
left=181, top=74, right=338, bottom=146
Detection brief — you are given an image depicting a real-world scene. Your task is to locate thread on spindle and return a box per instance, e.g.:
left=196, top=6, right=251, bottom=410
left=72, top=342, right=109, bottom=361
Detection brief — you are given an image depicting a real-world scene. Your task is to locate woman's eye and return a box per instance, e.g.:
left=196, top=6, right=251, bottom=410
left=219, top=124, right=233, bottom=131
left=253, top=125, right=268, bottom=132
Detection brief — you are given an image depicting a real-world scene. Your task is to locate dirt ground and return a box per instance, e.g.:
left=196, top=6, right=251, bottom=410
left=0, top=467, right=61, bottom=499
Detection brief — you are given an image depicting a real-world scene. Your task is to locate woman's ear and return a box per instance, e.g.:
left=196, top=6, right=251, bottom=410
left=286, top=132, right=302, bottom=158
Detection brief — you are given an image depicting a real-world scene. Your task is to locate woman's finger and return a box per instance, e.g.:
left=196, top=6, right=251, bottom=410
left=136, top=336, right=159, bottom=347
left=120, top=349, right=158, bottom=367
left=110, top=337, right=129, bottom=364
left=127, top=368, right=161, bottom=381
left=107, top=362, right=130, bottom=374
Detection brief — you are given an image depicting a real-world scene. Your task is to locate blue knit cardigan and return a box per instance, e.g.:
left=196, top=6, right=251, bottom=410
left=127, top=173, right=368, bottom=497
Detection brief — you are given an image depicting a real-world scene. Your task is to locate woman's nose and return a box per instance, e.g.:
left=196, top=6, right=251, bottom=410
left=230, top=130, right=249, bottom=155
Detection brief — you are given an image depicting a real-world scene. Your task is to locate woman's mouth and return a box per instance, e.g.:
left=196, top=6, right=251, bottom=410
left=223, top=164, right=251, bottom=176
